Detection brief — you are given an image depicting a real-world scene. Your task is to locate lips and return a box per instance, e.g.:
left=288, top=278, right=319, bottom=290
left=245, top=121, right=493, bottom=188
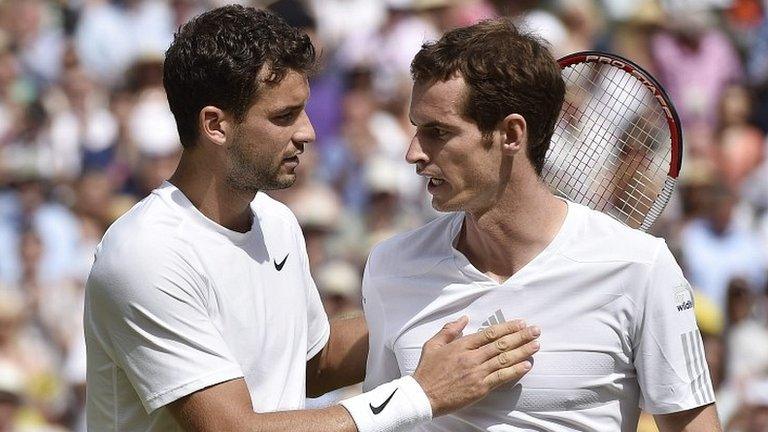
left=417, top=169, right=446, bottom=192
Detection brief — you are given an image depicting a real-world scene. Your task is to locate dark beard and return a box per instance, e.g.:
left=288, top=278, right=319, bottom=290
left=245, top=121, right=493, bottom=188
left=225, top=134, right=294, bottom=191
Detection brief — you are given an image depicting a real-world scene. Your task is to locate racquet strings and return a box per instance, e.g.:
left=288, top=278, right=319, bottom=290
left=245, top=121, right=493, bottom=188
left=543, top=62, right=673, bottom=229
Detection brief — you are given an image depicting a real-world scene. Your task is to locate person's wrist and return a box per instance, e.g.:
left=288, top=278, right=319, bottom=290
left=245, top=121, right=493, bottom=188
left=339, top=375, right=432, bottom=432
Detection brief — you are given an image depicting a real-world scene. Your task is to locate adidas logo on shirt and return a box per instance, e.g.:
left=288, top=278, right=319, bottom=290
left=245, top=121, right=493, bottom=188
left=478, top=309, right=507, bottom=331
left=674, top=284, right=694, bottom=312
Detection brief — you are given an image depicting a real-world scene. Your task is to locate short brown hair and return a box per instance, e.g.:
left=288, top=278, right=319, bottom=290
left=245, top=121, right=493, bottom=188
left=163, top=5, right=316, bottom=148
left=411, top=18, right=565, bottom=175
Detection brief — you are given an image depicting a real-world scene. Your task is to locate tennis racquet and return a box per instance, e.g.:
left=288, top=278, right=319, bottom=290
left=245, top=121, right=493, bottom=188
left=542, top=51, right=683, bottom=232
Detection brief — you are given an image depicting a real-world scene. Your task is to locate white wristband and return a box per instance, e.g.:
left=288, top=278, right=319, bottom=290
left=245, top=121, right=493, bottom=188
left=340, top=375, right=433, bottom=432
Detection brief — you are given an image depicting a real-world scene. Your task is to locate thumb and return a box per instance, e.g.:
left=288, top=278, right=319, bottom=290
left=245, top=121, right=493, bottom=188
left=427, top=315, right=469, bottom=347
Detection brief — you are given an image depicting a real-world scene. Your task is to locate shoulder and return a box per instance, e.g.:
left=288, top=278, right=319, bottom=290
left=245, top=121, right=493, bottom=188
left=558, top=202, right=664, bottom=265
left=90, top=192, right=200, bottom=300
left=99, top=189, right=188, bottom=258
left=366, top=212, right=458, bottom=279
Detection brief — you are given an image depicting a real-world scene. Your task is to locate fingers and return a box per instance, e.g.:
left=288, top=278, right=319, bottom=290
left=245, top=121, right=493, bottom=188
left=477, top=325, right=540, bottom=362
left=477, top=325, right=540, bottom=390
left=483, top=359, right=534, bottom=390
left=460, top=319, right=527, bottom=350
left=424, top=316, right=469, bottom=348
left=482, top=337, right=539, bottom=371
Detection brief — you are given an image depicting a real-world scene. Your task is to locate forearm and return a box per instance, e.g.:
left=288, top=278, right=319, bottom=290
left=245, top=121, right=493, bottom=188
left=308, top=314, right=368, bottom=396
left=172, top=376, right=431, bottom=432
left=170, top=380, right=358, bottom=432
left=196, top=405, right=356, bottom=432
left=655, top=403, right=722, bottom=432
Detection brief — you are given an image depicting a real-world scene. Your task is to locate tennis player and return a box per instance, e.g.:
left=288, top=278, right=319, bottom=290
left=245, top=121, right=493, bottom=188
left=361, top=18, right=721, bottom=432
left=84, top=6, right=541, bottom=432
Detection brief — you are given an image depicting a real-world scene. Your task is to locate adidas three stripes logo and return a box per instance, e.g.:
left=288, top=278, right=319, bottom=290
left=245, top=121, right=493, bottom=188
left=479, top=309, right=506, bottom=330
left=681, top=329, right=714, bottom=404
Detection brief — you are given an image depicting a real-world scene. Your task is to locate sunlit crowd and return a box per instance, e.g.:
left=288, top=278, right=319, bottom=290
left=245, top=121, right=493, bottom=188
left=0, top=0, right=766, bottom=431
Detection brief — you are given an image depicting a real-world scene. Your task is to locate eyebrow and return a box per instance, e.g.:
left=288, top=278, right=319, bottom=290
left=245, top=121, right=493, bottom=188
left=409, top=118, right=455, bottom=130
left=278, top=103, right=306, bottom=111
left=273, top=103, right=306, bottom=114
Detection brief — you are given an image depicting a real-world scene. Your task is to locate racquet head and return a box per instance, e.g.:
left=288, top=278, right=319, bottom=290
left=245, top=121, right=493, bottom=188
left=543, top=51, right=683, bottom=231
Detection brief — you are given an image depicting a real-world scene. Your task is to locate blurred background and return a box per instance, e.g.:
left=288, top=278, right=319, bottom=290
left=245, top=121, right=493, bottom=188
left=0, top=0, right=766, bottom=431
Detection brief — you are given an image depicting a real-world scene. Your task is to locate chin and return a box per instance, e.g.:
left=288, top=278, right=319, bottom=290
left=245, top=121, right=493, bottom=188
left=431, top=197, right=462, bottom=213
left=260, top=174, right=296, bottom=191
left=431, top=190, right=481, bottom=213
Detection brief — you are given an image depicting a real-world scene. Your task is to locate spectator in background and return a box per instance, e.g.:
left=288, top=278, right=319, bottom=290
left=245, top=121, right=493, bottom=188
left=680, top=183, right=767, bottom=311
left=270, top=0, right=346, bottom=148
left=282, top=180, right=342, bottom=272
left=724, top=279, right=768, bottom=386
left=716, top=84, right=765, bottom=193
left=2, top=0, right=66, bottom=86
left=0, top=359, right=25, bottom=432
left=0, top=288, right=66, bottom=430
left=47, top=61, right=118, bottom=179
left=651, top=7, right=743, bottom=143
left=315, top=259, right=362, bottom=319
left=723, top=379, right=768, bottom=432
left=337, top=0, right=440, bottom=98
left=74, top=0, right=174, bottom=85
left=0, top=179, right=80, bottom=287
left=0, top=45, right=35, bottom=142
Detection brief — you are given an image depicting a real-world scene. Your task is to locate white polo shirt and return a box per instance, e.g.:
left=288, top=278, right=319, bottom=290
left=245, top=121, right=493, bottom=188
left=85, top=182, right=330, bottom=431
left=363, top=201, right=714, bottom=432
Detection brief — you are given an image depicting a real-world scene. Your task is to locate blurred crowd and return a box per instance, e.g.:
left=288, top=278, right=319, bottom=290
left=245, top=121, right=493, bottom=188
left=0, top=0, right=766, bottom=431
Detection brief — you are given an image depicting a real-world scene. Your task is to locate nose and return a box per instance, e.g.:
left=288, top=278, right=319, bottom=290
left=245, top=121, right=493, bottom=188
left=293, top=111, right=316, bottom=154
left=405, top=134, right=428, bottom=165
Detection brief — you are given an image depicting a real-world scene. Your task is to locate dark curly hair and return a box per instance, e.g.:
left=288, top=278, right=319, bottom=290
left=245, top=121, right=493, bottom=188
left=411, top=18, right=565, bottom=175
left=163, top=5, right=316, bottom=148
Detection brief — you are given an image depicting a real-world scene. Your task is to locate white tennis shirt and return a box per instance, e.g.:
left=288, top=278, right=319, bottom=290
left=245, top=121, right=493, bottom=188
left=363, top=201, right=714, bottom=431
left=85, top=182, right=330, bottom=431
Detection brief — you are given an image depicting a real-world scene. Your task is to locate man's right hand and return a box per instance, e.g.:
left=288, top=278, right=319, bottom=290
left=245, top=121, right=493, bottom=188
left=412, top=316, right=540, bottom=417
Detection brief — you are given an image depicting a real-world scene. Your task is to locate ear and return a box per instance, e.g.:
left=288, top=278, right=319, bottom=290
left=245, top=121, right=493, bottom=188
left=500, top=114, right=526, bottom=157
left=198, top=106, right=231, bottom=147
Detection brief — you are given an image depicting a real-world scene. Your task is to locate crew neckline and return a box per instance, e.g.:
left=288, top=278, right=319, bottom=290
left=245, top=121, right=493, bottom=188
left=160, top=180, right=255, bottom=245
left=448, top=199, right=581, bottom=287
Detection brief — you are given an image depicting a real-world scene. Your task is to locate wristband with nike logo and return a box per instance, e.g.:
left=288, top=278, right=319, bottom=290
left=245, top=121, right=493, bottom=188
left=339, top=375, right=432, bottom=432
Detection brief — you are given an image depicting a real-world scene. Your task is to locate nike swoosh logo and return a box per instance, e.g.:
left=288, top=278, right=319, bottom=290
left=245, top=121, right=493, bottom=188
left=369, top=388, right=397, bottom=415
left=274, top=254, right=289, bottom=271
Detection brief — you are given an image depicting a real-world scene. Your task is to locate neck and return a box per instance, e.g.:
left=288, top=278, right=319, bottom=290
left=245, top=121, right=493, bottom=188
left=456, top=174, right=567, bottom=282
left=168, top=148, right=255, bottom=233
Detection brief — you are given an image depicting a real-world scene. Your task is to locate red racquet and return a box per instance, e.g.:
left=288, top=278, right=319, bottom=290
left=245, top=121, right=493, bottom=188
left=543, top=51, right=683, bottom=231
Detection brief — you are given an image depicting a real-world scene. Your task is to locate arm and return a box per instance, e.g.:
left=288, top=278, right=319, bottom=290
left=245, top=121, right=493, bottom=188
left=654, top=403, right=721, bottom=432
left=307, top=314, right=368, bottom=397
left=169, top=378, right=357, bottom=432
left=168, top=318, right=540, bottom=431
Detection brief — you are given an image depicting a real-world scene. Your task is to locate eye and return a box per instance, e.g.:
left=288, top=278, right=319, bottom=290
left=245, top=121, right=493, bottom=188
left=272, top=109, right=300, bottom=125
left=423, top=127, right=450, bottom=141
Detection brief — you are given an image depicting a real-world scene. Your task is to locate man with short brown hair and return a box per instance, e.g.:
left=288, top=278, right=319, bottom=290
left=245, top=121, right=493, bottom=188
left=362, top=18, right=721, bottom=432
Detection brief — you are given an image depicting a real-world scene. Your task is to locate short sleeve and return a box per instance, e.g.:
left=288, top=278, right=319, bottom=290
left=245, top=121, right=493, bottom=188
left=85, top=236, right=243, bottom=413
left=361, top=251, right=402, bottom=391
left=633, top=241, right=715, bottom=414
left=305, top=273, right=330, bottom=360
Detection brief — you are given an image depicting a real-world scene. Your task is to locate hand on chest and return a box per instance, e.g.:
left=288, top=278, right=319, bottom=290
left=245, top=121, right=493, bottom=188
left=390, top=287, right=637, bottom=411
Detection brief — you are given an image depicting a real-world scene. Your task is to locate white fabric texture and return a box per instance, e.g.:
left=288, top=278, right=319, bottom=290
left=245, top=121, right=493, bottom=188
left=340, top=374, right=432, bottom=432
left=363, top=201, right=714, bottom=432
left=85, top=181, right=330, bottom=431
